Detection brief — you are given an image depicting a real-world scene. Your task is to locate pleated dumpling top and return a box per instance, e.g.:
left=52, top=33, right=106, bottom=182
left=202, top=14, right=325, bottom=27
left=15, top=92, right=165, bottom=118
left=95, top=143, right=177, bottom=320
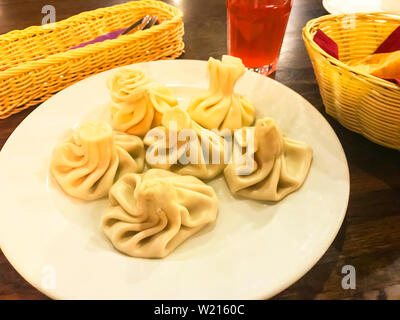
left=102, top=169, right=218, bottom=258
left=224, top=118, right=313, bottom=201
left=107, top=68, right=178, bottom=136
left=50, top=121, right=144, bottom=200
left=143, top=107, right=226, bottom=180
left=187, top=55, right=255, bottom=130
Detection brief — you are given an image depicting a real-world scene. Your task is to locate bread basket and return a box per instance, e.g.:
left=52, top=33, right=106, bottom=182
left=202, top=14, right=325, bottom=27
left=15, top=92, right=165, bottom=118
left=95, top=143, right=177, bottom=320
left=303, top=13, right=400, bottom=150
left=0, top=0, right=184, bottom=119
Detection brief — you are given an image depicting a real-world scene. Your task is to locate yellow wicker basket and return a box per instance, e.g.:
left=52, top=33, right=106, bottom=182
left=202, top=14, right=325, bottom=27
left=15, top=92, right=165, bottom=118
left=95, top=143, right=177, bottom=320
left=303, top=13, right=400, bottom=150
left=0, top=0, right=184, bottom=119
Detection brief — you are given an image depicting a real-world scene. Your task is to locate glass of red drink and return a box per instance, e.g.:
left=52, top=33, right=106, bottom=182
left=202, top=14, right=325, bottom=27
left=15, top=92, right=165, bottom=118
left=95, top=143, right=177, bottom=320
left=227, top=0, right=293, bottom=75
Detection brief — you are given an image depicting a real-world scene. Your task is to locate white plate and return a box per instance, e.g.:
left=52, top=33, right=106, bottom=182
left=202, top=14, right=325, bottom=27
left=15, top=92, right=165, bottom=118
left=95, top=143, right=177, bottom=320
left=323, top=0, right=400, bottom=14
left=0, top=60, right=349, bottom=299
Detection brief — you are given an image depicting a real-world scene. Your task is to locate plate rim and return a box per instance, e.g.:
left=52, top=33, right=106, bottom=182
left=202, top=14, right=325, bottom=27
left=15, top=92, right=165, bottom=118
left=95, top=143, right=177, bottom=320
left=322, top=0, right=386, bottom=14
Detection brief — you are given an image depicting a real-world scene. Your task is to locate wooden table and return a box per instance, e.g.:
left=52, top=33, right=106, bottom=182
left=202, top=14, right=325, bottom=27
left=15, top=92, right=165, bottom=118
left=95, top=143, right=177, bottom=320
left=0, top=0, right=399, bottom=300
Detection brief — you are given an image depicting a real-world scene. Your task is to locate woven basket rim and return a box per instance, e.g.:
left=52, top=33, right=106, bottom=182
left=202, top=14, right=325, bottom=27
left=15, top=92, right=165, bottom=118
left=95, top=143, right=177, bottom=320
left=0, top=0, right=177, bottom=39
left=0, top=0, right=183, bottom=79
left=303, top=12, right=400, bottom=91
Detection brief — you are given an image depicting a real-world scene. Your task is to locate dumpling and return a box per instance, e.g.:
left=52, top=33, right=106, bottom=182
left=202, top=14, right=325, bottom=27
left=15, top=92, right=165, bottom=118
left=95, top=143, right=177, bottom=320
left=101, top=169, right=218, bottom=258
left=187, top=55, right=255, bottom=130
left=143, top=107, right=226, bottom=180
left=224, top=118, right=313, bottom=201
left=107, top=68, right=178, bottom=136
left=50, top=121, right=145, bottom=201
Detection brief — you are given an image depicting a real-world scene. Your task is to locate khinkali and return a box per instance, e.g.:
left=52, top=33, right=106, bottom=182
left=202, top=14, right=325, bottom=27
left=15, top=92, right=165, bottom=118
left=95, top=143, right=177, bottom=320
left=101, top=169, right=218, bottom=258
left=143, top=107, right=226, bottom=180
left=224, top=118, right=313, bottom=201
left=50, top=121, right=145, bottom=201
left=187, top=55, right=255, bottom=130
left=107, top=68, right=178, bottom=136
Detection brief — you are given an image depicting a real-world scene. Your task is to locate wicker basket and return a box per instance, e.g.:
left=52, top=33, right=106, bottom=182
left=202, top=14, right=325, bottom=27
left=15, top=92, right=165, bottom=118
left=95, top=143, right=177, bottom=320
left=303, top=13, right=400, bottom=150
left=0, top=0, right=184, bottom=119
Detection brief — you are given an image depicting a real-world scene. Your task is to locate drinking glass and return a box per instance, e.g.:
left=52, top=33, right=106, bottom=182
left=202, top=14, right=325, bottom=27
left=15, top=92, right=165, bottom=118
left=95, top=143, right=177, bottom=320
left=226, top=0, right=293, bottom=75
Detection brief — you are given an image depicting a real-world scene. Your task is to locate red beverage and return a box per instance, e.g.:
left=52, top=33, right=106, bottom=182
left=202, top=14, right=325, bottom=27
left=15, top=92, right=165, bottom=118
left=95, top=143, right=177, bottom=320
left=227, top=0, right=293, bottom=75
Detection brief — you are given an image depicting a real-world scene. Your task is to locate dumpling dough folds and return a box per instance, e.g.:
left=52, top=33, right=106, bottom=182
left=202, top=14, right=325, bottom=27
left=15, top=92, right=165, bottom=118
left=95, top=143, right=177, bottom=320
left=108, top=68, right=178, bottom=136
left=144, top=107, right=226, bottom=180
left=102, top=169, right=218, bottom=258
left=187, top=55, right=255, bottom=130
left=51, top=121, right=144, bottom=201
left=224, top=118, right=313, bottom=201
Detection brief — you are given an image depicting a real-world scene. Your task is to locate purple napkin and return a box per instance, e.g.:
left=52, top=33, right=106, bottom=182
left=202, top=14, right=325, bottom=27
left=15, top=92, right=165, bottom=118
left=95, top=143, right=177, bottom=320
left=313, top=29, right=339, bottom=60
left=374, top=26, right=400, bottom=84
left=70, top=28, right=125, bottom=50
left=375, top=26, right=400, bottom=54
left=314, top=29, right=400, bottom=85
